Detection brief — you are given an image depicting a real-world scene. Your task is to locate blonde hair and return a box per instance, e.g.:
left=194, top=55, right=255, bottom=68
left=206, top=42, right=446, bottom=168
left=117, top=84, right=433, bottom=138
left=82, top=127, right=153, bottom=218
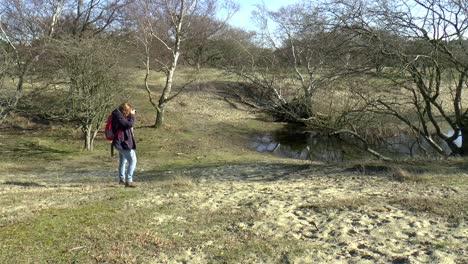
left=119, top=102, right=133, bottom=117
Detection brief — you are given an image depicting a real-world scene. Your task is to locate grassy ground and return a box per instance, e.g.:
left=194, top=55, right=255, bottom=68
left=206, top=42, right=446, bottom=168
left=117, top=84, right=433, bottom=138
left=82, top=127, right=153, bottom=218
left=0, top=68, right=467, bottom=263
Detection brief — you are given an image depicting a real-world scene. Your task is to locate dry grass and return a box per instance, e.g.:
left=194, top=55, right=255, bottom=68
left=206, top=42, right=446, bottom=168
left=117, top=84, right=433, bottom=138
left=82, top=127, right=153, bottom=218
left=0, top=68, right=467, bottom=263
left=298, top=197, right=369, bottom=213
left=390, top=196, right=467, bottom=223
left=390, top=166, right=421, bottom=182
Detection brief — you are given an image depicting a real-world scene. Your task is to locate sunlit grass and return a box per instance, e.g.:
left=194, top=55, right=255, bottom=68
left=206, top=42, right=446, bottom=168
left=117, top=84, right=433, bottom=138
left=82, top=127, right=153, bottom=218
left=0, top=188, right=142, bottom=263
left=389, top=195, right=467, bottom=223
left=0, top=67, right=467, bottom=263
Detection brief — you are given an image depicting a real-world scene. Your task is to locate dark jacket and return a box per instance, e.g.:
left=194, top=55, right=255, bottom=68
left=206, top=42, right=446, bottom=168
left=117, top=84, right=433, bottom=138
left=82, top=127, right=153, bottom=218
left=111, top=109, right=136, bottom=151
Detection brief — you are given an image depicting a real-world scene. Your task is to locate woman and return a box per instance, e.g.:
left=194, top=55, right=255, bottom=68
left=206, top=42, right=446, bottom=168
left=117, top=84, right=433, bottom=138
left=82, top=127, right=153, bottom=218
left=112, top=102, right=137, bottom=188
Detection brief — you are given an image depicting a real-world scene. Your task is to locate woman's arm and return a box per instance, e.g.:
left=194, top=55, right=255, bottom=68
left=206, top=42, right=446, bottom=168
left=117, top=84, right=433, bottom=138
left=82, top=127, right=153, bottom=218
left=115, top=111, right=135, bottom=129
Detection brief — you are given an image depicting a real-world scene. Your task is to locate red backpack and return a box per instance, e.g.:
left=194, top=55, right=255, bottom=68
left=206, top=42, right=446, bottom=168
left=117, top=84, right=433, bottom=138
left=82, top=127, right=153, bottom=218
left=104, top=114, right=120, bottom=141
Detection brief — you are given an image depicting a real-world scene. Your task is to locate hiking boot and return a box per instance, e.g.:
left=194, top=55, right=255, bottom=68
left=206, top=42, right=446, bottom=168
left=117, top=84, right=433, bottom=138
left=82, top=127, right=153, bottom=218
left=125, top=182, right=137, bottom=188
left=119, top=179, right=125, bottom=185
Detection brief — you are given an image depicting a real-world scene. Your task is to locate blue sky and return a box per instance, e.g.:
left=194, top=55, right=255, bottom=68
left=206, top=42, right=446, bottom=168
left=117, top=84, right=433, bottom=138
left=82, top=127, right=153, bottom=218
left=228, top=0, right=298, bottom=31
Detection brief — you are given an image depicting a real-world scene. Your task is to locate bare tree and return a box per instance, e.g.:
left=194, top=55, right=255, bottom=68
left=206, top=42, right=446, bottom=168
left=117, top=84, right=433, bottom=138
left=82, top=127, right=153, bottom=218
left=0, top=0, right=127, bottom=124
left=236, top=2, right=371, bottom=123
left=0, top=0, right=64, bottom=123
left=131, top=0, right=237, bottom=128
left=183, top=3, right=238, bottom=76
left=334, top=0, right=468, bottom=156
left=56, top=0, right=129, bottom=38
left=0, top=0, right=130, bottom=152
left=222, top=1, right=405, bottom=161
left=23, top=38, right=126, bottom=150
left=56, top=38, right=125, bottom=150
left=49, top=0, right=130, bottom=150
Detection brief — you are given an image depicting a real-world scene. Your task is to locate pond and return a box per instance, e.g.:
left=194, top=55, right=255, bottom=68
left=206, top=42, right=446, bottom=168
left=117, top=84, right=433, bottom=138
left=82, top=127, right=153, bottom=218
left=248, top=125, right=461, bottom=162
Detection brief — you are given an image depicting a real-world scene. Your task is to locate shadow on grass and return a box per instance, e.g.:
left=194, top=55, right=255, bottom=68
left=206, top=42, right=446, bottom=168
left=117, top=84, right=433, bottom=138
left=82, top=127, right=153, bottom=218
left=138, top=125, right=156, bottom=129
left=4, top=181, right=46, bottom=188
left=393, top=158, right=468, bottom=176
left=135, top=158, right=468, bottom=186
left=137, top=163, right=327, bottom=183
left=3, top=141, right=72, bottom=159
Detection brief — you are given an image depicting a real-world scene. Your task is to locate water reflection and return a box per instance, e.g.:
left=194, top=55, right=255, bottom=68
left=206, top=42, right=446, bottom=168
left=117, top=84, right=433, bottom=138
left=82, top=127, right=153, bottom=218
left=445, top=130, right=462, bottom=148
left=248, top=127, right=348, bottom=162
left=249, top=126, right=463, bottom=162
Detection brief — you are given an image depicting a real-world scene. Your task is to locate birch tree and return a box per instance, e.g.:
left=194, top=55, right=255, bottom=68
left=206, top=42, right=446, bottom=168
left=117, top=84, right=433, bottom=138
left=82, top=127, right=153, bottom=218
left=131, top=0, right=237, bottom=128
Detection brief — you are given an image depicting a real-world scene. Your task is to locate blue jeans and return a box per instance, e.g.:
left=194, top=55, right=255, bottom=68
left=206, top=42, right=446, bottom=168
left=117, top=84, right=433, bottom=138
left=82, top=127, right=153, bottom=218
left=118, top=149, right=137, bottom=182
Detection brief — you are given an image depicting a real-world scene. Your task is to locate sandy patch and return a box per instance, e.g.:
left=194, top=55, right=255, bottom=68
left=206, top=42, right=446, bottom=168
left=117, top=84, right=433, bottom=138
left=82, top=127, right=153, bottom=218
left=136, top=164, right=467, bottom=263
left=1, top=164, right=466, bottom=263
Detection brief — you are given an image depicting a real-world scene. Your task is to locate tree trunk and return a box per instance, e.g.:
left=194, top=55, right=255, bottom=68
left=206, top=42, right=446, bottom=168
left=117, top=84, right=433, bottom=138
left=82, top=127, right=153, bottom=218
left=376, top=64, right=383, bottom=76
left=461, top=128, right=468, bottom=155
left=0, top=68, right=27, bottom=124
left=48, top=0, right=63, bottom=38
left=150, top=0, right=185, bottom=128
left=196, top=62, right=201, bottom=90
left=154, top=68, right=173, bottom=128
left=154, top=46, right=179, bottom=128
left=304, top=87, right=314, bottom=116
left=84, top=127, right=93, bottom=151
left=155, top=106, right=165, bottom=128
left=90, top=129, right=98, bottom=151
left=445, top=140, right=460, bottom=156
